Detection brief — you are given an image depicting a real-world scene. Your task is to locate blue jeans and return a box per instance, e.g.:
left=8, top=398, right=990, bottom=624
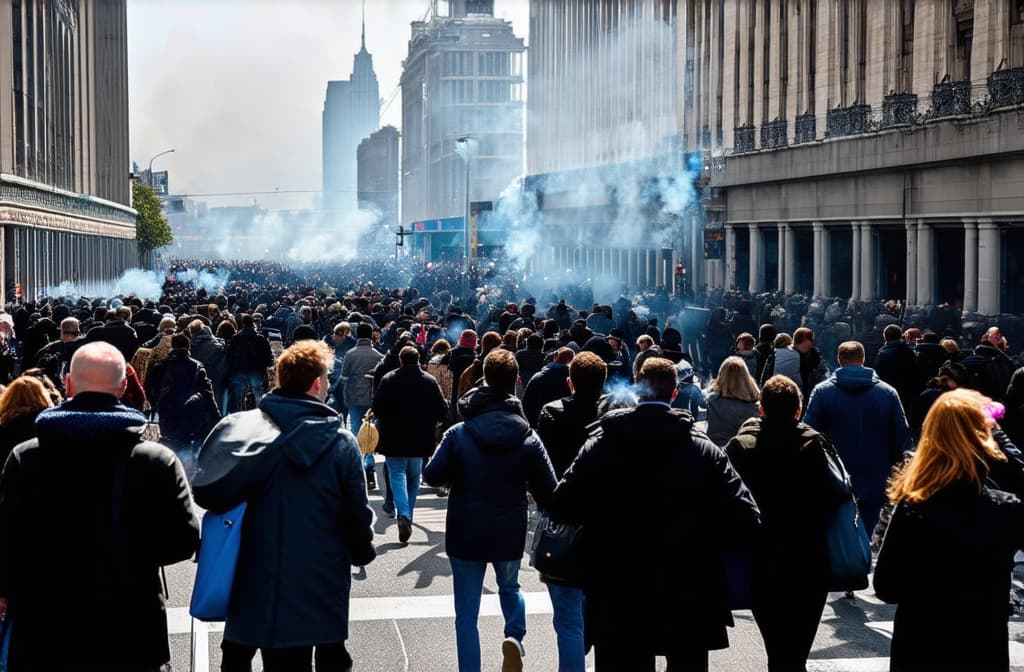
left=547, top=583, right=586, bottom=672
left=449, top=557, right=527, bottom=672
left=348, top=405, right=375, bottom=470
left=386, top=456, right=422, bottom=521
left=229, top=371, right=266, bottom=413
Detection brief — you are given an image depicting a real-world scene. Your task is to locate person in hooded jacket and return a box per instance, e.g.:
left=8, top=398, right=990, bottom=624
left=874, top=324, right=921, bottom=420
left=188, top=320, right=228, bottom=412
left=804, top=341, right=912, bottom=536
left=193, top=339, right=375, bottom=672
left=423, top=348, right=557, bottom=672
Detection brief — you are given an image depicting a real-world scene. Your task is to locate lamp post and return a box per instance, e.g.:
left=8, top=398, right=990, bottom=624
left=147, top=148, right=175, bottom=189
left=456, top=137, right=472, bottom=302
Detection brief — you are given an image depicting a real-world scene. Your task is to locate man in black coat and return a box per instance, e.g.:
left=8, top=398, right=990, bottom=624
left=85, top=306, right=140, bottom=363
left=0, top=341, right=200, bottom=670
left=547, top=357, right=760, bottom=672
left=193, top=339, right=375, bottom=671
left=523, top=347, right=575, bottom=428
left=225, top=314, right=275, bottom=412
left=373, top=346, right=449, bottom=544
left=874, top=324, right=922, bottom=419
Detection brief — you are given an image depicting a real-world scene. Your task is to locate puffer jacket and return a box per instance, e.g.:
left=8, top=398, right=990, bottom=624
left=423, top=387, right=557, bottom=561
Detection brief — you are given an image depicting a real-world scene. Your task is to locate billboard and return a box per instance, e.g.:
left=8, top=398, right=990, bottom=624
left=152, top=170, right=169, bottom=196
left=704, top=229, right=724, bottom=259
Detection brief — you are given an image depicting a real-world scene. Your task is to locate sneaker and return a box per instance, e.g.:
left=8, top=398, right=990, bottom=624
left=382, top=502, right=396, bottom=518
left=365, top=467, right=377, bottom=490
left=501, top=637, right=524, bottom=672
left=437, top=485, right=450, bottom=498
left=398, top=516, right=412, bottom=544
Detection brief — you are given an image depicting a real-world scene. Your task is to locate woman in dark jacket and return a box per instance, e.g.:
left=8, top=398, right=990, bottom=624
left=0, top=375, right=54, bottom=464
left=725, top=375, right=838, bottom=672
left=874, top=388, right=1024, bottom=672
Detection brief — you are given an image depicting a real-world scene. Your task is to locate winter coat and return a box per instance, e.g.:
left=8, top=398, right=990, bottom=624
left=225, top=328, right=274, bottom=376
left=734, top=349, right=758, bottom=378
left=913, top=341, right=948, bottom=387
left=0, top=392, right=199, bottom=668
left=761, top=347, right=801, bottom=387
left=190, top=327, right=228, bottom=400
left=803, top=366, right=912, bottom=506
left=798, top=346, right=827, bottom=401
left=874, top=340, right=921, bottom=418
left=547, top=403, right=760, bottom=653
left=523, top=362, right=572, bottom=428
left=536, top=393, right=610, bottom=479
left=144, top=348, right=214, bottom=443
left=192, top=391, right=376, bottom=648
left=706, top=392, right=759, bottom=446
left=586, top=312, right=616, bottom=337
left=340, top=338, right=384, bottom=408
left=85, top=320, right=140, bottom=363
left=874, top=482, right=1024, bottom=671
left=0, top=410, right=43, bottom=467
left=724, top=417, right=837, bottom=595
left=422, top=387, right=557, bottom=561
left=373, top=363, right=448, bottom=458
left=973, top=343, right=1016, bottom=401
left=515, top=348, right=546, bottom=388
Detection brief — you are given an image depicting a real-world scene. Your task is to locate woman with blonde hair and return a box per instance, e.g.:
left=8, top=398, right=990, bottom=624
left=0, top=375, right=54, bottom=464
left=706, top=355, right=761, bottom=446
left=874, top=388, right=1024, bottom=672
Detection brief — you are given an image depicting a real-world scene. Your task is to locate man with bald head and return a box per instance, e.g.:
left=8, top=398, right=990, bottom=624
left=0, top=341, right=200, bottom=670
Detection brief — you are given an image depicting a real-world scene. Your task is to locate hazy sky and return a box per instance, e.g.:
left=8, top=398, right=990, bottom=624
left=127, top=0, right=529, bottom=210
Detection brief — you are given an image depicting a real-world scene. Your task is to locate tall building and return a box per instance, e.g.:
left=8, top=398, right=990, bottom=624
left=521, top=0, right=684, bottom=290
left=323, top=14, right=380, bottom=215
left=681, top=0, right=1024, bottom=315
left=357, top=125, right=400, bottom=253
left=0, top=0, right=137, bottom=304
left=400, top=0, right=525, bottom=260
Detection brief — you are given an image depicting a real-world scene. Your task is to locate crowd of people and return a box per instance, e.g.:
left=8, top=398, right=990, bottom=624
left=1, top=257, right=1024, bottom=671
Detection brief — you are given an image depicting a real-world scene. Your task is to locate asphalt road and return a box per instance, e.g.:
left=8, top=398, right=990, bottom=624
left=162, top=459, right=1024, bottom=672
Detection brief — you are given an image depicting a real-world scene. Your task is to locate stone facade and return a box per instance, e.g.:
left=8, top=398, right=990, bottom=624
left=681, top=0, right=1024, bottom=315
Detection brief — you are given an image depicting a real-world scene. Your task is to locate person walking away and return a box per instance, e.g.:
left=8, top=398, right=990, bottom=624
left=874, top=389, right=1024, bottom=672
left=189, top=320, right=228, bottom=414
left=760, top=333, right=801, bottom=388
left=0, top=341, right=200, bottom=670
left=706, top=356, right=761, bottom=447
left=672, top=359, right=707, bottom=416
left=804, top=341, right=912, bottom=536
left=225, top=314, right=275, bottom=412
left=341, top=322, right=385, bottom=488
left=523, top=347, right=574, bottom=428
left=373, top=346, right=448, bottom=544
left=193, top=339, right=376, bottom=672
left=536, top=351, right=610, bottom=672
left=0, top=376, right=54, bottom=466
left=546, top=357, right=761, bottom=672
left=725, top=375, right=838, bottom=672
left=793, top=327, right=827, bottom=404
left=423, top=348, right=557, bottom=672
left=732, top=332, right=758, bottom=379
left=874, top=324, right=921, bottom=421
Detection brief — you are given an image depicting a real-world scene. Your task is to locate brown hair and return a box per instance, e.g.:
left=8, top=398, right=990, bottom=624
left=637, top=357, right=678, bottom=402
left=276, top=340, right=331, bottom=395
left=483, top=347, right=519, bottom=394
left=430, top=339, right=451, bottom=357
left=480, top=331, right=502, bottom=355
left=399, top=346, right=420, bottom=366
left=887, top=389, right=1006, bottom=503
left=0, top=375, right=53, bottom=426
left=773, top=333, right=793, bottom=348
left=837, top=341, right=865, bottom=366
left=554, top=347, right=575, bottom=365
left=736, top=332, right=756, bottom=349
left=760, top=375, right=802, bottom=419
left=569, top=351, right=607, bottom=397
left=793, top=327, right=815, bottom=346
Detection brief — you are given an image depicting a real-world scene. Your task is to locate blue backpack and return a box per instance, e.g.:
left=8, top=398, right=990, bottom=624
left=189, top=501, right=248, bottom=622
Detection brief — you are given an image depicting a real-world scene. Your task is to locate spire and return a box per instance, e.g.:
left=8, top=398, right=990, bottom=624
left=360, top=0, right=366, bottom=51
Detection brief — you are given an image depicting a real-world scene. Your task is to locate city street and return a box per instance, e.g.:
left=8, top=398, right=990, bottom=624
left=162, top=457, right=1024, bottom=672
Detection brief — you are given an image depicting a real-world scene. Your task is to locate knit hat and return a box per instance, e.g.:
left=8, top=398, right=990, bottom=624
left=458, top=330, right=478, bottom=349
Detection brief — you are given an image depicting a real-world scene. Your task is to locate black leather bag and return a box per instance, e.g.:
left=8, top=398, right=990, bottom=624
left=528, top=513, right=585, bottom=587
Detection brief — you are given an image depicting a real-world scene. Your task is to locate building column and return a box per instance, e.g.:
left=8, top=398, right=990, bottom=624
left=851, top=222, right=862, bottom=301
left=776, top=224, right=785, bottom=291
left=963, top=219, right=978, bottom=314
left=820, top=223, right=832, bottom=297
left=860, top=221, right=875, bottom=301
left=977, top=218, right=1001, bottom=315
left=783, top=223, right=796, bottom=293
left=749, top=224, right=762, bottom=293
left=905, top=220, right=918, bottom=306
left=916, top=219, right=935, bottom=307
left=812, top=222, right=824, bottom=297
left=725, top=224, right=737, bottom=289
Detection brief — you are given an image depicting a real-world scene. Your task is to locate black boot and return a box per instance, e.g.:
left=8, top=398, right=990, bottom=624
left=365, top=465, right=377, bottom=490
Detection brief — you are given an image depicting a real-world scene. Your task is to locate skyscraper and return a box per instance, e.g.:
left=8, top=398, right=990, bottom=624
left=322, top=9, right=380, bottom=215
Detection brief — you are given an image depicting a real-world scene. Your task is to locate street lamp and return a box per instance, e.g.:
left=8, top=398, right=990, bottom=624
left=456, top=137, right=472, bottom=301
left=147, top=148, right=175, bottom=189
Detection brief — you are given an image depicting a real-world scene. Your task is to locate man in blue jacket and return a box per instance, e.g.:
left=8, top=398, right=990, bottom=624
left=804, top=340, right=912, bottom=535
left=193, top=340, right=375, bottom=671
left=423, top=348, right=557, bottom=672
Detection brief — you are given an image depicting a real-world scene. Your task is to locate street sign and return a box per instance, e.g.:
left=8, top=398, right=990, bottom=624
left=152, top=170, right=169, bottom=196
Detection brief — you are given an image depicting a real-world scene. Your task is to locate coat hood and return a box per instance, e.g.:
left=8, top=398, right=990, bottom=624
left=458, top=386, right=531, bottom=451
left=832, top=365, right=880, bottom=390
left=34, top=392, right=147, bottom=445
left=258, top=391, right=343, bottom=469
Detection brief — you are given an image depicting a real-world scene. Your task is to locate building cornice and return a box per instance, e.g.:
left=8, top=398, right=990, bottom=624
left=0, top=173, right=137, bottom=238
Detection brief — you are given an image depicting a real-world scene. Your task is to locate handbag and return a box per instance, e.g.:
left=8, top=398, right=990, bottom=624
left=189, top=501, right=247, bottom=621
left=357, top=410, right=379, bottom=456
left=528, top=512, right=585, bottom=587
left=821, top=440, right=872, bottom=591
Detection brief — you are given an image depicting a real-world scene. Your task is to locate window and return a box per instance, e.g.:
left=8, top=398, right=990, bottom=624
left=1011, top=0, right=1024, bottom=66
left=477, top=52, right=509, bottom=76
left=952, top=2, right=973, bottom=80
left=442, top=51, right=473, bottom=76
left=899, top=0, right=915, bottom=91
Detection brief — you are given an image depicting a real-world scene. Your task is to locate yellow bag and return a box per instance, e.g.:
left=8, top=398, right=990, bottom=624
left=357, top=410, right=379, bottom=456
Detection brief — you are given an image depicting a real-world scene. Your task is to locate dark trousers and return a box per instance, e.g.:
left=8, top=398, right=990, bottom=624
left=220, top=640, right=352, bottom=672
left=593, top=646, right=709, bottom=672
left=753, top=587, right=829, bottom=672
